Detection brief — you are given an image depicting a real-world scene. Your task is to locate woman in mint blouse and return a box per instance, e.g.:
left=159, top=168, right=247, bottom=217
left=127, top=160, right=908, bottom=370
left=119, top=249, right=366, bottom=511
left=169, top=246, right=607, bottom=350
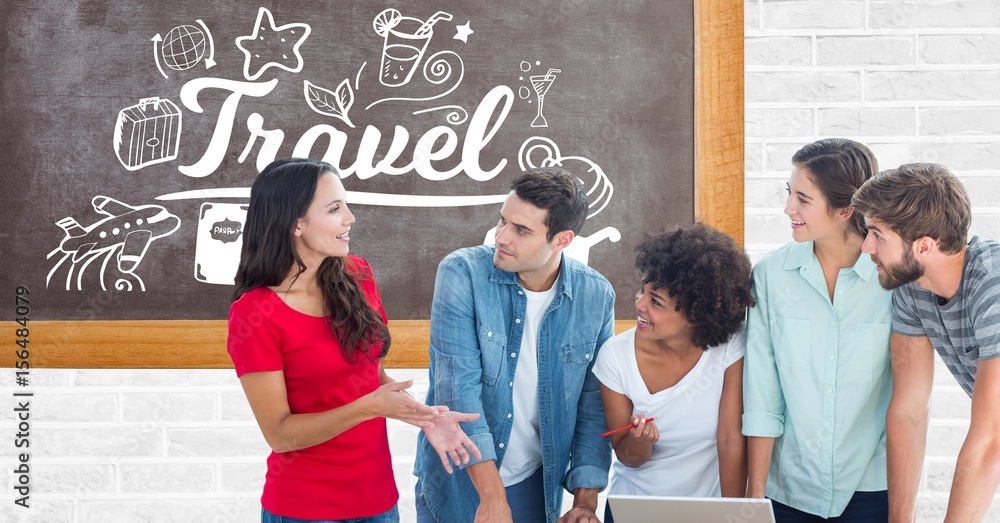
left=743, top=139, right=892, bottom=522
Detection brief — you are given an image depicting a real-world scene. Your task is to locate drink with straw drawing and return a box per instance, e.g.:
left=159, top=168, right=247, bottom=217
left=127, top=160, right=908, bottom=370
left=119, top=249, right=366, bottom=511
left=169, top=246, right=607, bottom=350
left=529, top=68, right=560, bottom=127
left=374, top=9, right=453, bottom=87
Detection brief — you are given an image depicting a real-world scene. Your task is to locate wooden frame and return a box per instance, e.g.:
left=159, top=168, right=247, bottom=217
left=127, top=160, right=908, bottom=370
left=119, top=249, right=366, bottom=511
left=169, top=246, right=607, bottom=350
left=9, top=0, right=743, bottom=369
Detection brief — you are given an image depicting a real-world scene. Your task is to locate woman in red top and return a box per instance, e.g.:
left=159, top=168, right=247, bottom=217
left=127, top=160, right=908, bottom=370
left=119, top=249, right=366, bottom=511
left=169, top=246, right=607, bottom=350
left=228, top=158, right=480, bottom=522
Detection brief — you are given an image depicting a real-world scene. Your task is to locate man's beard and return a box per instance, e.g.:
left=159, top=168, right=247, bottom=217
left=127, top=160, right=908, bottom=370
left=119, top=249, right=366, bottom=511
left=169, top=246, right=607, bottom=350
left=875, top=247, right=924, bottom=290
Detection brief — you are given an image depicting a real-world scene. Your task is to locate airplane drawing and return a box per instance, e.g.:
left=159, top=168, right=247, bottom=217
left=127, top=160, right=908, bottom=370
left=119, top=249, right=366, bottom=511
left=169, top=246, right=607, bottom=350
left=46, top=196, right=181, bottom=291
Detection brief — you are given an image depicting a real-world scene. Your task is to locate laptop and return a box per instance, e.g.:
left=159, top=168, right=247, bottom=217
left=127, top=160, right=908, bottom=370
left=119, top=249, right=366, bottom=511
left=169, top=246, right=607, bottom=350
left=607, top=495, right=776, bottom=523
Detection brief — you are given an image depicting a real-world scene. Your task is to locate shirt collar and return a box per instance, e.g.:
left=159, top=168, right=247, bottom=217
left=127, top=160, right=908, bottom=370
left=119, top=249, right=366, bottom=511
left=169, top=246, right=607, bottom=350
left=781, top=241, right=815, bottom=271
left=489, top=262, right=518, bottom=285
left=781, top=240, right=878, bottom=282
left=489, top=250, right=571, bottom=298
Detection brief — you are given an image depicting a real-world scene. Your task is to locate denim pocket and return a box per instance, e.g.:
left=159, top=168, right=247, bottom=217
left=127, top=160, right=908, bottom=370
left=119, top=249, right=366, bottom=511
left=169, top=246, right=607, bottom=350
left=561, top=337, right=597, bottom=365
left=478, top=322, right=506, bottom=387
left=560, top=338, right=597, bottom=401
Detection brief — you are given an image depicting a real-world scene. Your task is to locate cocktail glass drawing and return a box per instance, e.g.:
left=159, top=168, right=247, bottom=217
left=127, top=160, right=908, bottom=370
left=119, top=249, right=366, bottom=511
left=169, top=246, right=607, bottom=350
left=375, top=11, right=452, bottom=87
left=529, top=68, right=560, bottom=127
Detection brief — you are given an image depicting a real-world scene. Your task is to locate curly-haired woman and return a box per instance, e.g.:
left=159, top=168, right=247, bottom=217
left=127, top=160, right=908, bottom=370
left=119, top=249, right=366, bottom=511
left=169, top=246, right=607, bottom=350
left=744, top=139, right=891, bottom=522
left=592, top=224, right=754, bottom=523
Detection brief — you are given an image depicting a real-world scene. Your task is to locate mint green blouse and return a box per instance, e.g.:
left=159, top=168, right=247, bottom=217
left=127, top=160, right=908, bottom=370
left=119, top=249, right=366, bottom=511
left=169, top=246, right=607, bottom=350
left=743, top=241, right=892, bottom=518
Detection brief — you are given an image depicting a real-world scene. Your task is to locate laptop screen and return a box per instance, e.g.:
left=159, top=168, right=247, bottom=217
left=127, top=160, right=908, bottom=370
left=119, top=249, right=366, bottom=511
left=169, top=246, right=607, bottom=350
left=607, top=495, right=776, bottom=523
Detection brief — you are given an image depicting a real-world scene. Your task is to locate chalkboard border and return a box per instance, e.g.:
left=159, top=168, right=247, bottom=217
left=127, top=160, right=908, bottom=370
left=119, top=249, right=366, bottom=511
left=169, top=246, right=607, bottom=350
left=11, top=0, right=743, bottom=369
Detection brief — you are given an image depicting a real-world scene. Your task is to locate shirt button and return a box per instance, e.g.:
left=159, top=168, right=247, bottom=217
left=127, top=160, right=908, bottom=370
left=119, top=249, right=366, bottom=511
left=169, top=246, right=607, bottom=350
left=511, top=352, right=517, bottom=358
left=507, top=413, right=513, bottom=419
left=518, top=291, right=524, bottom=295
left=487, top=332, right=492, bottom=337
left=509, top=381, right=513, bottom=387
left=825, top=421, right=831, bottom=427
left=585, top=353, right=591, bottom=360
left=516, top=319, right=521, bottom=324
left=499, top=443, right=505, bottom=448
left=830, top=355, right=836, bottom=360
left=827, top=388, right=833, bottom=394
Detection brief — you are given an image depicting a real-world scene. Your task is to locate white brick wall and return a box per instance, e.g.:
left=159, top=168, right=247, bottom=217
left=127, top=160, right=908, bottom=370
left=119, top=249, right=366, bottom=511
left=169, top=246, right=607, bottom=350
left=0, top=366, right=582, bottom=523
left=746, top=0, right=1000, bottom=520
left=0, top=370, right=265, bottom=522
left=2, top=2, right=998, bottom=521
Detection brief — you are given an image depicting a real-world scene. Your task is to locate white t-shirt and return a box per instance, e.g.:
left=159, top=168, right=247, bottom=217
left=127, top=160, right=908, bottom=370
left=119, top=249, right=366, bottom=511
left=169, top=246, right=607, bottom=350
left=591, top=327, right=746, bottom=497
left=498, top=283, right=557, bottom=486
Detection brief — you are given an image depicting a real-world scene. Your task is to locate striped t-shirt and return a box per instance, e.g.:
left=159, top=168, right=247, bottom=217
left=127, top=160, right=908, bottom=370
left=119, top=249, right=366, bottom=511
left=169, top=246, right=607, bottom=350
left=892, top=236, right=1000, bottom=396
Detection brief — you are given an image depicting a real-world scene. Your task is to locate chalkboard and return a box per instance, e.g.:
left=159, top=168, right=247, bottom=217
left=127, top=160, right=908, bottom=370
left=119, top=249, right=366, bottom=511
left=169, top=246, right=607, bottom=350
left=0, top=0, right=743, bottom=367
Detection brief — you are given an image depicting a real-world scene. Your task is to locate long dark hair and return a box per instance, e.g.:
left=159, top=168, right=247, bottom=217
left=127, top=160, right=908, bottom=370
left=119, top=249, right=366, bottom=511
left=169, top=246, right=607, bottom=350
left=233, top=158, right=390, bottom=362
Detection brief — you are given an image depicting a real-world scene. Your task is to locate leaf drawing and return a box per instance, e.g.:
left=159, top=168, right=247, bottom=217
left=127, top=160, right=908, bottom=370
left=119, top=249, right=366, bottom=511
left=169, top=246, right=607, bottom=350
left=303, top=79, right=355, bottom=128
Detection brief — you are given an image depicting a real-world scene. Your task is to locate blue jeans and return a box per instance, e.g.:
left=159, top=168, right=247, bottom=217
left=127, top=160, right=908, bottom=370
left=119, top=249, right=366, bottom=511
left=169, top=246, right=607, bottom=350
left=261, top=505, right=399, bottom=523
left=772, top=491, right=887, bottom=523
left=416, top=467, right=546, bottom=523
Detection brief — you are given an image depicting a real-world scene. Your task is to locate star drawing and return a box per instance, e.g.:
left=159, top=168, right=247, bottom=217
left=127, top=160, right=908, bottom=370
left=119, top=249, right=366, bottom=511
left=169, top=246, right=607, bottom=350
left=454, top=21, right=474, bottom=43
left=235, top=7, right=312, bottom=81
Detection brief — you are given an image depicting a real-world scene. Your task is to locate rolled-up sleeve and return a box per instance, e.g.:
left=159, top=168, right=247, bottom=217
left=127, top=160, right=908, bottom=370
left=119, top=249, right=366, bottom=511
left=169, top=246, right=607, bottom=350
left=743, top=264, right=786, bottom=437
left=564, top=287, right=615, bottom=492
left=428, top=256, right=497, bottom=465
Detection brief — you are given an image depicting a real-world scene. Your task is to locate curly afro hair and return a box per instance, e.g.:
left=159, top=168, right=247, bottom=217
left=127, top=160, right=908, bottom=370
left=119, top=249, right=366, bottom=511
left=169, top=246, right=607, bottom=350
left=635, top=224, right=754, bottom=349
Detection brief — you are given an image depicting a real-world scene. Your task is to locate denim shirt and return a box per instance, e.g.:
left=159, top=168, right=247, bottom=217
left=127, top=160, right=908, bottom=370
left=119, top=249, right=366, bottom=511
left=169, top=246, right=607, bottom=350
left=414, top=245, right=615, bottom=523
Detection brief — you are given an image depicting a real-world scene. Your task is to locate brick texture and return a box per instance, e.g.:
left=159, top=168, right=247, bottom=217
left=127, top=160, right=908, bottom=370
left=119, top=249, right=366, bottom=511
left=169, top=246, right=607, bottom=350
left=746, top=0, right=1000, bottom=519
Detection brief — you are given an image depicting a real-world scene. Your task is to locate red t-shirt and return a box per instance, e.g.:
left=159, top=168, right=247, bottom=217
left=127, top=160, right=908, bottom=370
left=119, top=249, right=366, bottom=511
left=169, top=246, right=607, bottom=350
left=227, top=257, right=398, bottom=520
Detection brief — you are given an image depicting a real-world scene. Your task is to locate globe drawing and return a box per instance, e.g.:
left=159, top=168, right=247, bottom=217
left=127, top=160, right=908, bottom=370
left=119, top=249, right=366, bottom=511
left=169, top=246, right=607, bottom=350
left=161, top=25, right=206, bottom=71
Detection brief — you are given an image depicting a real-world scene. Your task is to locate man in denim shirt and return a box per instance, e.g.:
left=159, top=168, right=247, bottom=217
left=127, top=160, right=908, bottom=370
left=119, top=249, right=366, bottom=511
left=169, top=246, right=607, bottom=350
left=414, top=168, right=616, bottom=523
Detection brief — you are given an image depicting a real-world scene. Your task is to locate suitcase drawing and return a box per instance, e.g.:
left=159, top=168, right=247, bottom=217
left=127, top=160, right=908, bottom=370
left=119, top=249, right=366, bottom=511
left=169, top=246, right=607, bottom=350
left=113, top=97, right=182, bottom=171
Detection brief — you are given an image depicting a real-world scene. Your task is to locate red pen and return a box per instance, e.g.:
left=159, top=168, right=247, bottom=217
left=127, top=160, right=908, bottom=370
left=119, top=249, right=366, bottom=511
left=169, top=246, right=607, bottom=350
left=601, top=416, right=658, bottom=437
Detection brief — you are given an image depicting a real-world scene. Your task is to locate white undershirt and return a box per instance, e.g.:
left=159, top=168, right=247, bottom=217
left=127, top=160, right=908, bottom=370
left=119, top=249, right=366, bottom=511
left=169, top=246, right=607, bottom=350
left=498, top=282, right=557, bottom=486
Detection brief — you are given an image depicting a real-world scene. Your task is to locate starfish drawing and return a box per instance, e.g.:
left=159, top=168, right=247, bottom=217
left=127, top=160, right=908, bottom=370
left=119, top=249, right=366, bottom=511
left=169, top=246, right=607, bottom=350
left=235, top=7, right=312, bottom=81
left=454, top=21, right=473, bottom=43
